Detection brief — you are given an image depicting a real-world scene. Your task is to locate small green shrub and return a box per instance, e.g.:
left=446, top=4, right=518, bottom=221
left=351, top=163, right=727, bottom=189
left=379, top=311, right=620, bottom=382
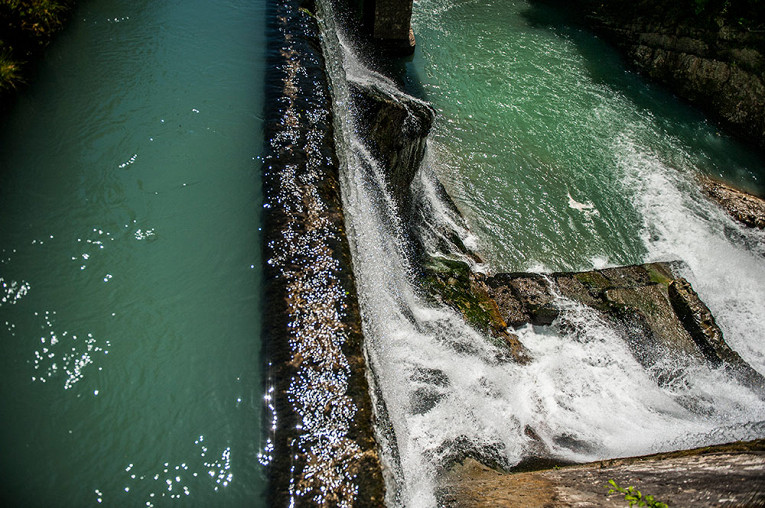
left=606, top=479, right=669, bottom=508
left=0, top=51, right=22, bottom=90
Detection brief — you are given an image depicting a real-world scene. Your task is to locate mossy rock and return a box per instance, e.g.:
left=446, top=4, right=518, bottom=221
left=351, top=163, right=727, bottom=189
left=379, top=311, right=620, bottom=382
left=419, top=256, right=530, bottom=362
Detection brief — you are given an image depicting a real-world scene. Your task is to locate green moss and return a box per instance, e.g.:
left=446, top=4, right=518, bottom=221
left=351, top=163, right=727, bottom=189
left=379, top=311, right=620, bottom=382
left=645, top=263, right=674, bottom=286
left=419, top=257, right=506, bottom=340
left=572, top=270, right=610, bottom=292
left=298, top=6, right=315, bottom=18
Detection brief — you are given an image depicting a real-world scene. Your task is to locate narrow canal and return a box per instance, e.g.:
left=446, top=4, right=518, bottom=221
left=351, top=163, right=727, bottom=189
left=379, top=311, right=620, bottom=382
left=0, top=0, right=267, bottom=505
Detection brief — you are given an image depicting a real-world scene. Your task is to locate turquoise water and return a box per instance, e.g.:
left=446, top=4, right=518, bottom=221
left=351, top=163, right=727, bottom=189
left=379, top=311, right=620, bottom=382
left=408, top=0, right=765, bottom=273
left=0, top=0, right=267, bottom=505
left=405, top=0, right=765, bottom=375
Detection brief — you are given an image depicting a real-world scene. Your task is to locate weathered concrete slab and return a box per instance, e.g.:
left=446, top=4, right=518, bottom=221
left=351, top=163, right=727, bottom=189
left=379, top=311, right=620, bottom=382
left=440, top=440, right=765, bottom=507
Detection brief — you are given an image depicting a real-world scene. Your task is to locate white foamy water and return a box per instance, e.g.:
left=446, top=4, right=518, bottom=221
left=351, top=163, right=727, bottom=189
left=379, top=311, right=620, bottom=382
left=615, top=134, right=765, bottom=375
left=317, top=2, right=765, bottom=506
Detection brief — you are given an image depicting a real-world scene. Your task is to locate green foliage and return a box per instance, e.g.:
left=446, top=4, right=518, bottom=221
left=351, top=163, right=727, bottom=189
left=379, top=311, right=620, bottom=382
left=7, top=0, right=67, bottom=37
left=694, top=0, right=711, bottom=15
left=0, top=51, right=22, bottom=90
left=607, top=479, right=669, bottom=508
left=0, top=0, right=74, bottom=100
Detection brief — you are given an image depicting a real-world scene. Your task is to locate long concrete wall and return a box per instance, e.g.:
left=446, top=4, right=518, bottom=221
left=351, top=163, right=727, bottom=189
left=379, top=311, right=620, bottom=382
left=261, top=0, right=385, bottom=505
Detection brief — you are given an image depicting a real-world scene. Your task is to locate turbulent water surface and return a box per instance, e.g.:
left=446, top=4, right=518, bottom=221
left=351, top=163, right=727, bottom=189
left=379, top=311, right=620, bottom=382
left=0, top=0, right=267, bottom=505
left=318, top=0, right=765, bottom=506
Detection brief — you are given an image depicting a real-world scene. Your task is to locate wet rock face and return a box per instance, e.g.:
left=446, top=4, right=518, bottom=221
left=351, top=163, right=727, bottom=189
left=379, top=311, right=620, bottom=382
left=425, top=259, right=764, bottom=389
left=482, top=273, right=558, bottom=327
left=420, top=257, right=532, bottom=364
left=483, top=262, right=764, bottom=388
left=699, top=176, right=765, bottom=229
left=349, top=82, right=436, bottom=214
left=557, top=0, right=765, bottom=150
left=262, top=0, right=384, bottom=505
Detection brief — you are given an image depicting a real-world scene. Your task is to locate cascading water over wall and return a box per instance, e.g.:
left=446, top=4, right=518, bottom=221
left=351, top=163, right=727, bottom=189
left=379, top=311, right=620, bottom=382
left=313, top=0, right=765, bottom=506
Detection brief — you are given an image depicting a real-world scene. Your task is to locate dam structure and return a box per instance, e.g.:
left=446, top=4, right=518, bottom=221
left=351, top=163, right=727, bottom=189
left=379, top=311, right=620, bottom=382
left=262, top=0, right=765, bottom=505
left=0, top=0, right=763, bottom=506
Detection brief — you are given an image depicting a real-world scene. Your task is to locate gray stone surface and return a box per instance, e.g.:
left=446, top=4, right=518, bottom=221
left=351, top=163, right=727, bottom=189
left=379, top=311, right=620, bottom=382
left=440, top=440, right=765, bottom=507
left=700, top=176, right=765, bottom=229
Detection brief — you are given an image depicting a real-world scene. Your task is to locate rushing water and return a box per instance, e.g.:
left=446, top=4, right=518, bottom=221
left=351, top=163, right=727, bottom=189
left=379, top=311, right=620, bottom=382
left=318, top=0, right=765, bottom=506
left=0, top=0, right=266, bottom=505
left=407, top=0, right=765, bottom=375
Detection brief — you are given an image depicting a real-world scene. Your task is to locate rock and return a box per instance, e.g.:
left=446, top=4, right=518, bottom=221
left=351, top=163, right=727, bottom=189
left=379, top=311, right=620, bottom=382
left=419, top=257, right=532, bottom=364
left=669, top=277, right=764, bottom=390
left=439, top=440, right=765, bottom=508
left=699, top=176, right=765, bottom=229
left=429, top=260, right=764, bottom=389
left=349, top=81, right=436, bottom=214
left=544, top=0, right=765, bottom=150
left=483, top=273, right=559, bottom=326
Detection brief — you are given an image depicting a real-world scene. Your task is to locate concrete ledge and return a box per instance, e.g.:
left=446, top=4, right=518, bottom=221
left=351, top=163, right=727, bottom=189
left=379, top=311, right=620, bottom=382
left=440, top=440, right=765, bottom=507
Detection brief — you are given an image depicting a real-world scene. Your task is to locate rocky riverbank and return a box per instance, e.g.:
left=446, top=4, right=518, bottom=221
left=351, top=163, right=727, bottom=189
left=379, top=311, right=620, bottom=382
left=542, top=0, right=765, bottom=151
left=700, top=175, right=765, bottom=228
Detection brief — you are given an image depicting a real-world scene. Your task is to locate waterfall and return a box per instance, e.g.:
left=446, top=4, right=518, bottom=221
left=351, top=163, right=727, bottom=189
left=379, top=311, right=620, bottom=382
left=314, top=2, right=765, bottom=506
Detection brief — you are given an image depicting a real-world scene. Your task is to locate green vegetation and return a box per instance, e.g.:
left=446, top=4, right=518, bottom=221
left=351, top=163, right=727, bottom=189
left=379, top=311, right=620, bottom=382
left=0, top=0, right=76, bottom=101
left=607, top=479, right=669, bottom=508
left=0, top=50, right=22, bottom=90
left=419, top=256, right=501, bottom=334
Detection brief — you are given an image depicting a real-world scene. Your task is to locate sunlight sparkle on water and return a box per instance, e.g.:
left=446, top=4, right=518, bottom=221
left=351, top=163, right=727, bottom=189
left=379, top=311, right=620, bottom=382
left=30, top=311, right=109, bottom=389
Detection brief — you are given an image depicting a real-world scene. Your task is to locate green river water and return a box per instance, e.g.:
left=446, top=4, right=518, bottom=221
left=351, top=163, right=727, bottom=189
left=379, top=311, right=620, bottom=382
left=1, top=0, right=765, bottom=506
left=0, top=0, right=267, bottom=505
left=407, top=0, right=765, bottom=273
left=403, top=0, right=765, bottom=378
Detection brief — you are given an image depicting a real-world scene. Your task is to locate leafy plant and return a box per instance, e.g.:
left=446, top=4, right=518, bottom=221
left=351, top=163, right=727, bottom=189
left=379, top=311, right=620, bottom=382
left=606, top=479, right=669, bottom=508
left=0, top=51, right=22, bottom=90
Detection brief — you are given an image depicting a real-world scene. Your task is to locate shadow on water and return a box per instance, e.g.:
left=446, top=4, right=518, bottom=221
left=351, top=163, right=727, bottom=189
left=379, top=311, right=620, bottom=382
left=520, top=0, right=765, bottom=198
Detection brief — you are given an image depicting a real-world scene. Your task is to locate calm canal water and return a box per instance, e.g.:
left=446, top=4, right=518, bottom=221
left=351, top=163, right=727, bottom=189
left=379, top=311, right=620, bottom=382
left=0, top=0, right=267, bottom=505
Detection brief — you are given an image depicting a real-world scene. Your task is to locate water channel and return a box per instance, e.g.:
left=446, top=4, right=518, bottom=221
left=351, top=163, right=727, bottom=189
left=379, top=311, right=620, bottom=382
left=0, top=0, right=267, bottom=505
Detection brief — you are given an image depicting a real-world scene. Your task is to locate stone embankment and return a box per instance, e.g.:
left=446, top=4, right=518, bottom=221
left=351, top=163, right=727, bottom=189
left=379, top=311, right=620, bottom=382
left=552, top=0, right=765, bottom=151
left=261, top=0, right=384, bottom=504
left=700, top=176, right=765, bottom=229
